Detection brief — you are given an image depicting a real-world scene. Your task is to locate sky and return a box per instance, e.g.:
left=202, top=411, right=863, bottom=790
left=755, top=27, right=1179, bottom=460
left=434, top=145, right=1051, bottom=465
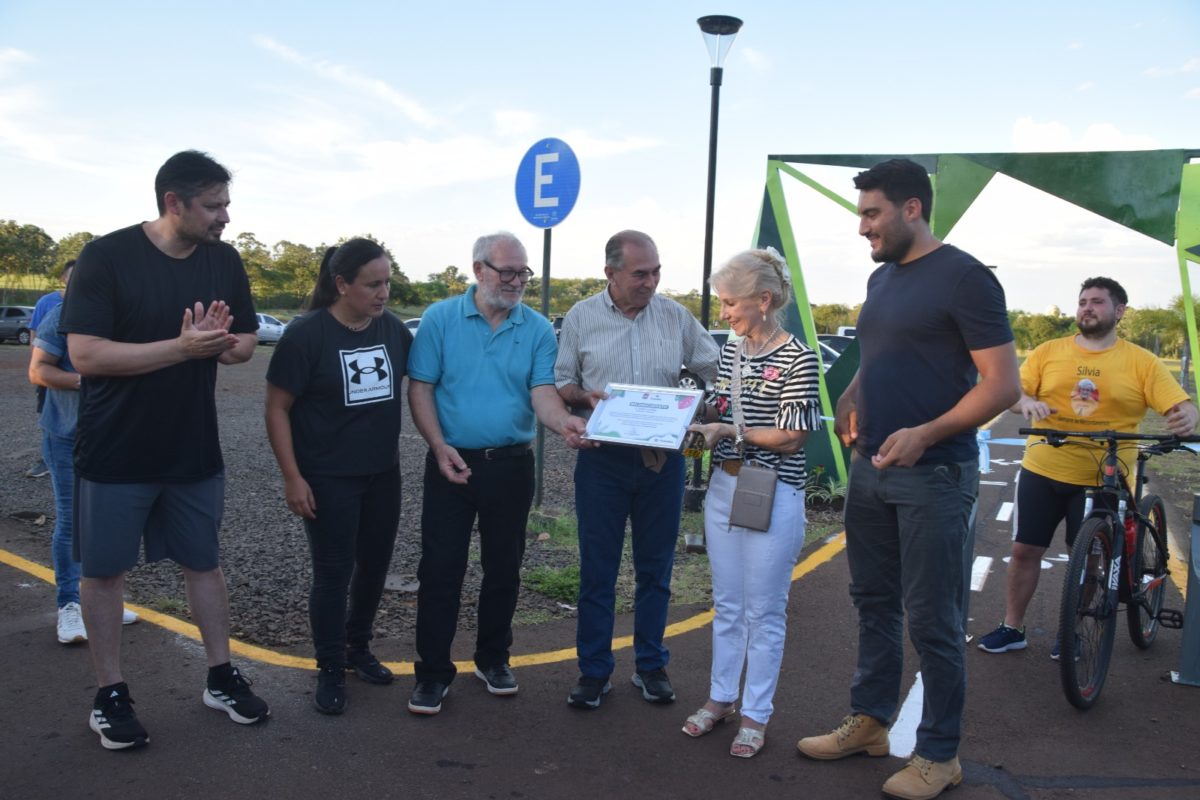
left=1, top=0, right=1198, bottom=314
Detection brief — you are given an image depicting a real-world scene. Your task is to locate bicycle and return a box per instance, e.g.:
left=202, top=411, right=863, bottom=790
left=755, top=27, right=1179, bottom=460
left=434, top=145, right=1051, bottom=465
left=1017, top=427, right=1199, bottom=710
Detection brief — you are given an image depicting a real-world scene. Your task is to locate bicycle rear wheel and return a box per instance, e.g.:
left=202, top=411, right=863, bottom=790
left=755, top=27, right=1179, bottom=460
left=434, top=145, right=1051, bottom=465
left=1127, top=495, right=1168, bottom=649
left=1059, top=516, right=1119, bottom=710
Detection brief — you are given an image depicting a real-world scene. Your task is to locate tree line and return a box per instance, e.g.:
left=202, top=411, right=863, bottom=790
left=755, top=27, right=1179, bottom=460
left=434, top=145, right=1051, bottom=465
left=1, top=220, right=1192, bottom=356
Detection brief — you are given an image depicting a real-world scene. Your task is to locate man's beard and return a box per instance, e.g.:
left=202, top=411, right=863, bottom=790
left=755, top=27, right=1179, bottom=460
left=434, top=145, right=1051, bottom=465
left=479, top=282, right=522, bottom=311
left=180, top=226, right=222, bottom=247
left=871, top=225, right=914, bottom=264
left=1077, top=314, right=1116, bottom=339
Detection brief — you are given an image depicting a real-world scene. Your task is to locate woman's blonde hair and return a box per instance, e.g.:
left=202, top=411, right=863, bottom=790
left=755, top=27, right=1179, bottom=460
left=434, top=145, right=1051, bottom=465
left=710, top=247, right=792, bottom=311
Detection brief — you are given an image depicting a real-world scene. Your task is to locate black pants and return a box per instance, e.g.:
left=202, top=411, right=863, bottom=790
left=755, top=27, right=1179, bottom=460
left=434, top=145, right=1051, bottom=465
left=303, top=466, right=401, bottom=668
left=414, top=449, right=533, bottom=684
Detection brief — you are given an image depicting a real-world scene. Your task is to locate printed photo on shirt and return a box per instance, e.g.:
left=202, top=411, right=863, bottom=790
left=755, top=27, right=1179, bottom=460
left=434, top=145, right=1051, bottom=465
left=340, top=345, right=394, bottom=406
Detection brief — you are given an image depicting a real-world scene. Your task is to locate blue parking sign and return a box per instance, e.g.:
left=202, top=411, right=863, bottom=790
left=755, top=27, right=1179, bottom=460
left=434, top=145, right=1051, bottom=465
left=515, top=138, right=580, bottom=229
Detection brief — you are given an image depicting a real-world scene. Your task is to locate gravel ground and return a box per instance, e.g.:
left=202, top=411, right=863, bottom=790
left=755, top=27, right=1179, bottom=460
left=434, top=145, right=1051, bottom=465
left=0, top=342, right=727, bottom=652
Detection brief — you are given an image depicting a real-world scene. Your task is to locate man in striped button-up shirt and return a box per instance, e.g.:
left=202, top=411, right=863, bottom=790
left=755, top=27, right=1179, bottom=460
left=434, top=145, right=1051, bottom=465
left=555, top=229, right=719, bottom=710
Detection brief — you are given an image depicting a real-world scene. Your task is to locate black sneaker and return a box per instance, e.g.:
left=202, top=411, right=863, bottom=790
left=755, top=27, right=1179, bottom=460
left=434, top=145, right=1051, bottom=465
left=408, top=681, right=449, bottom=715
left=314, top=666, right=346, bottom=715
left=632, top=668, right=676, bottom=704
left=474, top=664, right=518, bottom=696
left=346, top=648, right=393, bottom=685
left=89, top=683, right=149, bottom=750
left=203, top=666, right=271, bottom=724
left=567, top=675, right=612, bottom=710
left=977, top=623, right=1027, bottom=653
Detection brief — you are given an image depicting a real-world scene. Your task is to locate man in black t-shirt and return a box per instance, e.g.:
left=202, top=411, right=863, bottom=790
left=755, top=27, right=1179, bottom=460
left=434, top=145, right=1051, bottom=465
left=796, top=159, right=1019, bottom=800
left=61, top=150, right=269, bottom=751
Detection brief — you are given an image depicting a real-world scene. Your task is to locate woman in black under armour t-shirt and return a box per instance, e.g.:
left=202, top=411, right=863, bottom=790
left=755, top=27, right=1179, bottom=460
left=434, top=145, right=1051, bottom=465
left=265, top=238, right=412, bottom=715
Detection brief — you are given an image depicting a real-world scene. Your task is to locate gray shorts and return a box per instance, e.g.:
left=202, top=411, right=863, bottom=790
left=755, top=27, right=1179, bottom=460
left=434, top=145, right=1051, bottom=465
left=75, top=473, right=225, bottom=578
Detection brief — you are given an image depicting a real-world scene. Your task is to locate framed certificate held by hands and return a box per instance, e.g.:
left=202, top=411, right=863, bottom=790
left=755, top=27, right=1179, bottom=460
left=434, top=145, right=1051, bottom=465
left=583, top=383, right=704, bottom=449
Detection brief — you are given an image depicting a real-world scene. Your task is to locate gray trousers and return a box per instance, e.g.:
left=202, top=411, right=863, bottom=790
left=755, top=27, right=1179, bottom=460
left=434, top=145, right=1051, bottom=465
left=844, top=456, right=978, bottom=762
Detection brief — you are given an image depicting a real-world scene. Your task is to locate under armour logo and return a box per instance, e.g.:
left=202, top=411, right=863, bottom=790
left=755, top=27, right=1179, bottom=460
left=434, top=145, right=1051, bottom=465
left=349, top=357, right=388, bottom=384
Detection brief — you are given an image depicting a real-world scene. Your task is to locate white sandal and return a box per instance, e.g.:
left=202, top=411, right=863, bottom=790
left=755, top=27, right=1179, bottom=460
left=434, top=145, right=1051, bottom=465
left=681, top=705, right=737, bottom=738
left=730, top=726, right=765, bottom=758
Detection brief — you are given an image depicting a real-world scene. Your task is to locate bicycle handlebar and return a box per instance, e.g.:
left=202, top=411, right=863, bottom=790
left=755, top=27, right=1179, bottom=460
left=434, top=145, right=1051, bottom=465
left=1017, top=428, right=1200, bottom=445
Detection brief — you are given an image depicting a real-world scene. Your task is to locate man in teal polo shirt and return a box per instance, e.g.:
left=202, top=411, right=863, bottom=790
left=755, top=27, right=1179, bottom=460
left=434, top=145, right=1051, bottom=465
left=406, top=231, right=591, bottom=715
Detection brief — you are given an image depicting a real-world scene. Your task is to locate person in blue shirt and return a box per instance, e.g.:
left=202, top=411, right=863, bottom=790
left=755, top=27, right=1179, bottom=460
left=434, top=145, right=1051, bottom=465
left=28, top=265, right=139, bottom=644
left=24, top=261, right=73, bottom=478
left=405, top=231, right=590, bottom=715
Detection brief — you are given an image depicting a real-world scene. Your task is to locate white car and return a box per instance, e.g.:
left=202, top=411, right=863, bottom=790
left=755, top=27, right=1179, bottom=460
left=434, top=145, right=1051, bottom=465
left=404, top=318, right=421, bottom=334
left=256, top=313, right=286, bottom=345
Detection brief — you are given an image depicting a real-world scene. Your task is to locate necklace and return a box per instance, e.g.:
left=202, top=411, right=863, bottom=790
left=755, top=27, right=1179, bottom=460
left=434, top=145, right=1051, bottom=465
left=741, top=324, right=781, bottom=377
left=333, top=311, right=372, bottom=332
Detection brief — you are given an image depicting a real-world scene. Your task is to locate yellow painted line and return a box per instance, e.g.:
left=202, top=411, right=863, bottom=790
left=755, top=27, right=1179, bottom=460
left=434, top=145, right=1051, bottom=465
left=1, top=533, right=850, bottom=675
left=1169, top=554, right=1189, bottom=602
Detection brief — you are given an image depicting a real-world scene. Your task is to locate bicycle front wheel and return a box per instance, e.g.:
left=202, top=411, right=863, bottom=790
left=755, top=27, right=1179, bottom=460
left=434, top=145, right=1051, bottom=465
left=1059, top=516, right=1119, bottom=710
left=1127, top=495, right=1168, bottom=649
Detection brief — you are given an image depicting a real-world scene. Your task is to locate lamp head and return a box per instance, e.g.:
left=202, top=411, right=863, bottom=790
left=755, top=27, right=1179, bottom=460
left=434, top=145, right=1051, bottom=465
left=697, top=15, right=743, bottom=67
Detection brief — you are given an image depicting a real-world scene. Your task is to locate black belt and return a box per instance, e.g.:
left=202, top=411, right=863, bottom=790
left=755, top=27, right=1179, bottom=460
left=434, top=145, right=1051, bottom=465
left=456, top=443, right=532, bottom=462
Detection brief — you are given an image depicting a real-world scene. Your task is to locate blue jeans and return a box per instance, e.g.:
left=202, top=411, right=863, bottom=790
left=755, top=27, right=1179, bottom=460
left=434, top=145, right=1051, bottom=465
left=844, top=456, right=978, bottom=763
left=43, top=432, right=80, bottom=607
left=574, top=447, right=684, bottom=678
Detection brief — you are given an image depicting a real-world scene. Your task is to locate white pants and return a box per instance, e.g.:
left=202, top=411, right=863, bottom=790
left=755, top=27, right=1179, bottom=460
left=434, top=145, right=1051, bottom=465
left=705, top=468, right=806, bottom=724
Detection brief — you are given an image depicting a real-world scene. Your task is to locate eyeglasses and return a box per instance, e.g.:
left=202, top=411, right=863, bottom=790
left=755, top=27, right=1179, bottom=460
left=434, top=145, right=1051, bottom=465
left=483, top=260, right=534, bottom=283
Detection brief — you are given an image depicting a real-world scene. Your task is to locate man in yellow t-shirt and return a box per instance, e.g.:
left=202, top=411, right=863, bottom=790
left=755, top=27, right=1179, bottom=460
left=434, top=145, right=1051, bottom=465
left=978, top=277, right=1197, bottom=658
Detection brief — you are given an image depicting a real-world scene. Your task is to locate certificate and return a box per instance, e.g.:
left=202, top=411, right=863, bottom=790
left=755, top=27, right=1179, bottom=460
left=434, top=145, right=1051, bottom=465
left=584, top=383, right=704, bottom=449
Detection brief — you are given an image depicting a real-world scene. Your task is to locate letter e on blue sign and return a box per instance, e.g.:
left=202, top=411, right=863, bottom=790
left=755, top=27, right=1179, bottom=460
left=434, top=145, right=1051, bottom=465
left=515, top=138, right=580, bottom=229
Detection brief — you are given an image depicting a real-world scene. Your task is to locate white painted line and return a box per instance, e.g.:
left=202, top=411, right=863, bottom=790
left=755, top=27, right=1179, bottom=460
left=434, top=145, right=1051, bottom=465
left=889, top=672, right=922, bottom=758
left=970, top=556, right=993, bottom=592
left=980, top=480, right=1008, bottom=486
left=996, top=502, right=1013, bottom=522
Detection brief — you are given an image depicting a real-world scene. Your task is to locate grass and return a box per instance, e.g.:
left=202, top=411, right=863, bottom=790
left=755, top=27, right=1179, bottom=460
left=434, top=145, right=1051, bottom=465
left=524, top=565, right=581, bottom=604
left=150, top=597, right=188, bottom=615
left=517, top=496, right=843, bottom=624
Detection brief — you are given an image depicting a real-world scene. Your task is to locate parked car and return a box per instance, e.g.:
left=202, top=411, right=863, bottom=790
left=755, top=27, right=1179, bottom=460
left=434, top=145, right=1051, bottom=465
left=404, top=318, right=421, bottom=334
left=817, top=333, right=856, bottom=355
left=836, top=325, right=857, bottom=337
left=678, top=330, right=733, bottom=391
left=256, top=313, right=286, bottom=345
left=816, top=340, right=841, bottom=369
left=0, top=305, right=35, bottom=345
left=678, top=332, right=839, bottom=390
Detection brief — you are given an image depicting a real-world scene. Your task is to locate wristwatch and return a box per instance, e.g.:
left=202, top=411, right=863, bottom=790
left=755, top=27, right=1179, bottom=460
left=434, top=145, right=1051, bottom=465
left=734, top=423, right=746, bottom=453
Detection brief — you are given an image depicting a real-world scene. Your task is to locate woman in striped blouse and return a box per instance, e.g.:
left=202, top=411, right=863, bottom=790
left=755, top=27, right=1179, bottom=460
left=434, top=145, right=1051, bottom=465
left=681, top=247, right=822, bottom=758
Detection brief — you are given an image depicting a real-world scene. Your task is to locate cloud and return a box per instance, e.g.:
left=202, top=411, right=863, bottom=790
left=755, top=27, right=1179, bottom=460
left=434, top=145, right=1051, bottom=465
left=0, top=47, right=34, bottom=79
left=252, top=35, right=439, bottom=128
left=1143, top=57, right=1200, bottom=77
left=1075, top=81, right=1094, bottom=92
left=1187, top=87, right=1200, bottom=99
left=1066, top=41, right=1083, bottom=50
left=494, top=110, right=538, bottom=137
left=739, top=46, right=770, bottom=72
left=1010, top=117, right=1160, bottom=151
left=560, top=130, right=660, bottom=159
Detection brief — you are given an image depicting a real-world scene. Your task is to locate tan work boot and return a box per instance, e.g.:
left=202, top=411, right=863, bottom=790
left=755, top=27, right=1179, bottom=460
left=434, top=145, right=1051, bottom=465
left=881, top=755, right=962, bottom=800
left=796, top=713, right=890, bottom=760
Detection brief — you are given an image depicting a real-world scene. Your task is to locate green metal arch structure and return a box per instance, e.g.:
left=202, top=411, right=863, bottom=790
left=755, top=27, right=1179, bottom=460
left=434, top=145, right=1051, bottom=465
left=755, top=149, right=1200, bottom=484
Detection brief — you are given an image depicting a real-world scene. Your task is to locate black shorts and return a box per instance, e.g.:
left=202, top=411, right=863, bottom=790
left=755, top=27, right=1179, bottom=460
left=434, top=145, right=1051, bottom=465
left=1013, top=468, right=1116, bottom=549
left=75, top=473, right=225, bottom=578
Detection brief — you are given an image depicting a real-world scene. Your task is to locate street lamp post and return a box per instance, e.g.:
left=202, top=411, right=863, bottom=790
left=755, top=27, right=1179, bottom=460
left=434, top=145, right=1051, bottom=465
left=696, top=14, right=742, bottom=332
left=685, top=14, right=743, bottom=521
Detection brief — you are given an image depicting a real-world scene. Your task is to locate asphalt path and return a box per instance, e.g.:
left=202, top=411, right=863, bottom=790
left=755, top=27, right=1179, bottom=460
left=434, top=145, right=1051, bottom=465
left=3, top=412, right=1200, bottom=799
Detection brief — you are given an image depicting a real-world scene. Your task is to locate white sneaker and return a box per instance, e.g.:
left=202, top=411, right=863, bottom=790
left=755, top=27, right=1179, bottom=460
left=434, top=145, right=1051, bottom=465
left=122, top=608, right=139, bottom=626
left=57, top=602, right=88, bottom=644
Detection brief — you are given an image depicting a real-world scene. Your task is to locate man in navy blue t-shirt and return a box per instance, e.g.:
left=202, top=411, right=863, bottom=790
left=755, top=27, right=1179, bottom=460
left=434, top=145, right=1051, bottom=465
left=797, top=159, right=1019, bottom=800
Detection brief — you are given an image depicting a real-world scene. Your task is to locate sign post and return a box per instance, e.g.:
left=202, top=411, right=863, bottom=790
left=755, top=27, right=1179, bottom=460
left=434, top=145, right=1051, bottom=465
left=515, top=138, right=580, bottom=507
